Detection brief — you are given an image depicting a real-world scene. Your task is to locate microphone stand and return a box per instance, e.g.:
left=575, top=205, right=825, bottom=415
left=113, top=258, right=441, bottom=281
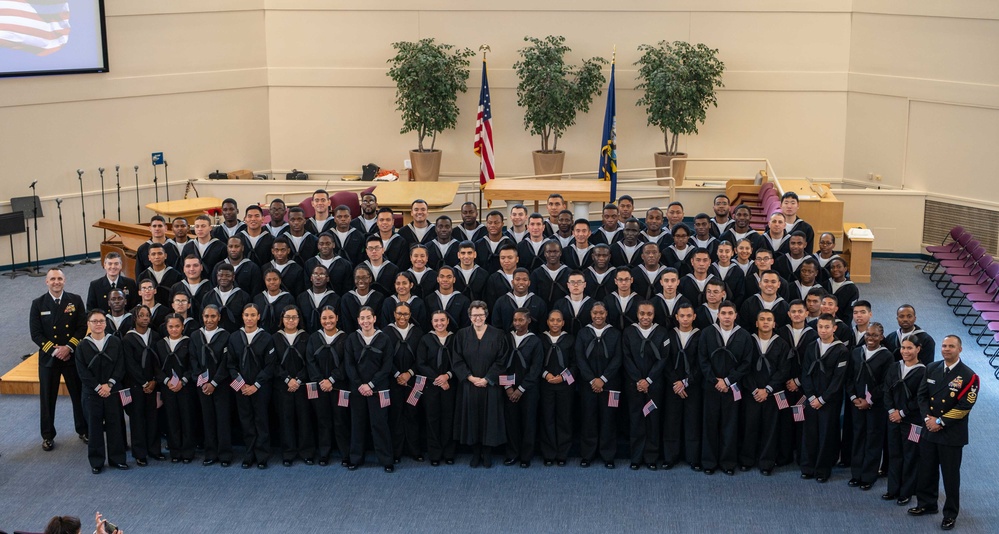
left=27, top=181, right=44, bottom=276
left=115, top=165, right=122, bottom=221
left=164, top=160, right=171, bottom=201
left=98, top=167, right=107, bottom=239
left=76, top=170, right=96, bottom=264
left=133, top=165, right=141, bottom=222
left=55, top=198, right=72, bottom=268
left=152, top=163, right=159, bottom=203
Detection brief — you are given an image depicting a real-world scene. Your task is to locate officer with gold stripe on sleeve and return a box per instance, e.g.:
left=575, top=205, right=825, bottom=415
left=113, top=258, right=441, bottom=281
left=908, top=335, right=979, bottom=531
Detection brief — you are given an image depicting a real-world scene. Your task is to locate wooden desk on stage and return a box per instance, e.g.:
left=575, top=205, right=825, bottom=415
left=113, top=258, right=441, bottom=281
left=0, top=354, right=68, bottom=395
left=841, top=222, right=874, bottom=283
left=778, top=179, right=843, bottom=252
left=146, top=197, right=222, bottom=223
left=484, top=179, right=611, bottom=220
left=94, top=219, right=175, bottom=275
left=373, top=182, right=459, bottom=224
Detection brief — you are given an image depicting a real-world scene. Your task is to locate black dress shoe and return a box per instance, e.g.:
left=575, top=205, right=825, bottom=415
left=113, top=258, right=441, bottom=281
left=79, top=433, right=89, bottom=444
left=136, top=458, right=148, bottom=467
left=221, top=461, right=231, bottom=468
left=170, top=458, right=180, bottom=463
left=604, top=461, right=615, bottom=469
left=318, top=458, right=329, bottom=467
left=241, top=460, right=253, bottom=469
left=630, top=463, right=640, bottom=470
left=896, top=497, right=911, bottom=506
left=92, top=467, right=102, bottom=474
left=42, top=439, right=54, bottom=452
left=860, top=483, right=873, bottom=491
left=760, top=469, right=772, bottom=476
left=304, top=458, right=315, bottom=466
left=739, top=465, right=751, bottom=472
left=431, top=460, right=440, bottom=467
left=647, top=463, right=658, bottom=471
left=941, top=518, right=955, bottom=530
left=151, top=454, right=167, bottom=461
left=557, top=460, right=566, bottom=467
left=347, top=463, right=359, bottom=471
left=580, top=460, right=591, bottom=468
left=848, top=478, right=860, bottom=487
left=907, top=506, right=938, bottom=516
left=112, top=463, right=129, bottom=470
left=202, top=459, right=216, bottom=467
left=816, top=477, right=828, bottom=483
left=724, top=469, right=735, bottom=476
left=445, top=459, right=455, bottom=465
left=413, top=455, right=425, bottom=462
left=837, top=460, right=848, bottom=468
left=544, top=459, right=554, bottom=467
left=182, top=458, right=192, bottom=464
left=469, top=455, right=481, bottom=468
left=704, top=469, right=715, bottom=475
left=520, top=461, right=530, bottom=468
left=503, top=458, right=517, bottom=466
left=257, top=462, right=267, bottom=469
left=482, top=455, right=492, bottom=468
left=878, top=469, right=888, bottom=477
left=384, top=466, right=394, bottom=473
left=882, top=493, right=897, bottom=501
left=800, top=473, right=814, bottom=480
left=691, top=465, right=703, bottom=472
left=282, top=460, right=293, bottom=467
left=341, top=459, right=350, bottom=467
left=662, top=462, right=674, bottom=470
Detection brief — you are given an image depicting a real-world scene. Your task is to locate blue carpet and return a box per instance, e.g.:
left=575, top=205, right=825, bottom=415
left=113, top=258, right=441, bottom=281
left=1, top=260, right=997, bottom=532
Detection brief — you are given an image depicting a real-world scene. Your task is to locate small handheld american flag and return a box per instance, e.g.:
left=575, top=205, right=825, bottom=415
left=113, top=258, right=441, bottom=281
left=775, top=391, right=789, bottom=410
left=119, top=389, right=132, bottom=407
left=731, top=383, right=742, bottom=401
left=230, top=374, right=246, bottom=391
left=338, top=389, right=350, bottom=407
left=791, top=404, right=805, bottom=422
left=379, top=389, right=391, bottom=408
left=499, top=374, right=515, bottom=387
left=414, top=375, right=427, bottom=392
left=560, top=369, right=575, bottom=385
left=168, top=370, right=181, bottom=389
left=196, top=370, right=210, bottom=387
left=642, top=399, right=657, bottom=417
left=608, top=390, right=620, bottom=408
left=864, top=386, right=873, bottom=405
left=306, top=382, right=319, bottom=400
left=908, top=423, right=922, bottom=443
left=407, top=388, right=423, bottom=406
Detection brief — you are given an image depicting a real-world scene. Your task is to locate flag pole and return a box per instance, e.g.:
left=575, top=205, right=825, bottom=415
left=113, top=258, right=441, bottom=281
left=477, top=44, right=491, bottom=220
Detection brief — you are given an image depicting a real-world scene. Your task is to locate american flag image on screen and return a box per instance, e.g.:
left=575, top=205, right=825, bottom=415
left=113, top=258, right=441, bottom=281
left=774, top=391, right=789, bottom=410
left=0, top=1, right=71, bottom=56
left=119, top=388, right=132, bottom=407
left=338, top=389, right=350, bottom=407
left=306, top=382, right=318, bottom=400
left=608, top=390, right=620, bottom=408
left=379, top=389, right=391, bottom=408
left=230, top=374, right=246, bottom=391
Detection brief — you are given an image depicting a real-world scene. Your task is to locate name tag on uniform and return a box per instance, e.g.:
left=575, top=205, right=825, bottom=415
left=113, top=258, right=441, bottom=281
left=927, top=379, right=936, bottom=384
left=837, top=361, right=847, bottom=368
left=41, top=311, right=51, bottom=316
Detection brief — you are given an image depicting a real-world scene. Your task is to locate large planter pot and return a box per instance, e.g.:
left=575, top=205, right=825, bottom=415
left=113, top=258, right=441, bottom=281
left=410, top=149, right=442, bottom=182
left=655, top=151, right=687, bottom=186
left=532, top=150, right=566, bottom=179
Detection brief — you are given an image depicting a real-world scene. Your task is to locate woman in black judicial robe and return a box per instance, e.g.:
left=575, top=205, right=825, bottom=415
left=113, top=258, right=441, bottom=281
left=452, top=300, right=509, bottom=467
left=305, top=306, right=350, bottom=466
left=416, top=311, right=457, bottom=465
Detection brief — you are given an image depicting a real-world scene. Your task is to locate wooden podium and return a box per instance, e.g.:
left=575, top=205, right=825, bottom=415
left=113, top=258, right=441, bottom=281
left=841, top=222, right=874, bottom=283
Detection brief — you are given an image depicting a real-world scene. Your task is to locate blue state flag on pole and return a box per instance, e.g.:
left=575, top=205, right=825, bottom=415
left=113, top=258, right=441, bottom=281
left=598, top=57, right=617, bottom=202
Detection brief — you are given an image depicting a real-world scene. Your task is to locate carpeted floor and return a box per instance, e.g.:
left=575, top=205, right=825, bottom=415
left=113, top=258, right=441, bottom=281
left=1, top=259, right=996, bottom=533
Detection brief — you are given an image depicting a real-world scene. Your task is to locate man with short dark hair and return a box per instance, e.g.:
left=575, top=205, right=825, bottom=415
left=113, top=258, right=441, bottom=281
left=331, top=204, right=365, bottom=266
left=211, top=198, right=245, bottom=241
left=544, top=194, right=566, bottom=236
left=474, top=210, right=514, bottom=272
left=504, top=204, right=529, bottom=243
left=87, top=252, right=138, bottom=311
left=351, top=193, right=380, bottom=235
left=883, top=305, right=936, bottom=365
left=137, top=243, right=183, bottom=306
left=183, top=214, right=227, bottom=275
left=719, top=204, right=761, bottom=251
left=775, top=192, right=815, bottom=252
left=710, top=194, right=734, bottom=237
left=135, top=216, right=175, bottom=278
left=264, top=198, right=289, bottom=236
left=375, top=208, right=408, bottom=268
left=589, top=203, right=622, bottom=246
left=399, top=199, right=437, bottom=249
left=283, top=206, right=317, bottom=266
left=455, top=202, right=487, bottom=242
left=306, top=189, right=334, bottom=235
left=427, top=215, right=459, bottom=270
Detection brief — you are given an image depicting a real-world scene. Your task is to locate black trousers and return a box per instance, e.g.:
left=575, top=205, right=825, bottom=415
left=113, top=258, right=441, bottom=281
left=777, top=389, right=804, bottom=465
left=84, top=392, right=126, bottom=468
left=197, top=384, right=233, bottom=462
left=235, top=386, right=272, bottom=463
left=663, top=384, right=702, bottom=466
left=312, top=389, right=350, bottom=461
left=579, top=387, right=619, bottom=463
left=161, top=384, right=196, bottom=460
left=839, top=392, right=853, bottom=466
left=504, top=387, right=540, bottom=462
left=702, top=386, right=740, bottom=471
left=39, top=362, right=86, bottom=440
left=625, top=386, right=662, bottom=465
left=389, top=382, right=422, bottom=459
left=122, top=386, right=152, bottom=460
left=800, top=396, right=842, bottom=478
left=349, top=390, right=392, bottom=467
left=422, top=384, right=456, bottom=462
left=741, top=393, right=780, bottom=470
left=540, top=382, right=574, bottom=461
left=850, top=403, right=887, bottom=484
left=916, top=439, right=964, bottom=519
left=886, top=420, right=921, bottom=499
left=276, top=384, right=316, bottom=461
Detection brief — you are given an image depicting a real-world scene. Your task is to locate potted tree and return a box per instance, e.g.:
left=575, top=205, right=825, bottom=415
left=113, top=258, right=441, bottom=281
left=634, top=40, right=725, bottom=186
left=387, top=38, right=475, bottom=181
left=514, top=35, right=606, bottom=177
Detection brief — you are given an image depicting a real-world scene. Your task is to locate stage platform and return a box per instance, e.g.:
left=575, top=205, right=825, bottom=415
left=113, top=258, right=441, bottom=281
left=0, top=354, right=69, bottom=396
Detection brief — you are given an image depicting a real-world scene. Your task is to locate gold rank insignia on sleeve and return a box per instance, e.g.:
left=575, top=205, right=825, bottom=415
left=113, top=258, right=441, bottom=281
left=967, top=385, right=978, bottom=405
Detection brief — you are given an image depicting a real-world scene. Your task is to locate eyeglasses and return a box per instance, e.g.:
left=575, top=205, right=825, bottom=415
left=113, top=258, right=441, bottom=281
left=366, top=245, right=383, bottom=251
left=470, top=313, right=487, bottom=318
left=568, top=280, right=585, bottom=285
left=88, top=319, right=105, bottom=324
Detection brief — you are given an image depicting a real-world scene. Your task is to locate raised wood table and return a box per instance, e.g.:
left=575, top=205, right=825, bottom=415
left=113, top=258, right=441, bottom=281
left=777, top=179, right=844, bottom=252
left=146, top=197, right=222, bottom=224
left=841, top=222, right=874, bottom=283
left=0, top=354, right=68, bottom=395
left=373, top=182, right=459, bottom=223
left=484, top=179, right=611, bottom=220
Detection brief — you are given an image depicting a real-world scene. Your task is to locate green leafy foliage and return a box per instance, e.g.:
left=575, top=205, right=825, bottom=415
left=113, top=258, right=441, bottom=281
left=513, top=35, right=607, bottom=153
left=387, top=38, right=475, bottom=152
left=634, top=41, right=725, bottom=154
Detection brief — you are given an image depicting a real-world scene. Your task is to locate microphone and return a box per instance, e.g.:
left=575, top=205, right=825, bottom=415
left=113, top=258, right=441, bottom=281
left=99, top=167, right=105, bottom=173
left=133, top=165, right=139, bottom=171
left=56, top=197, right=63, bottom=205
left=29, top=180, right=37, bottom=188
left=115, top=164, right=120, bottom=171
left=77, top=169, right=84, bottom=178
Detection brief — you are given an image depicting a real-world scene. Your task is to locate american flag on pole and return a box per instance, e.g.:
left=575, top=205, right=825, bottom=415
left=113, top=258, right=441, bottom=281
left=379, top=389, right=391, bottom=408
left=196, top=370, right=210, bottom=387
left=473, top=58, right=495, bottom=189
left=560, top=369, right=575, bottom=385
left=499, top=374, right=515, bottom=387
left=0, top=1, right=71, bottom=56
left=119, top=388, right=132, bottom=407
left=731, top=383, right=742, bottom=402
left=168, top=370, right=181, bottom=389
left=406, top=388, right=422, bottom=406
left=338, top=389, right=350, bottom=408
left=230, top=373, right=246, bottom=391
left=908, top=424, right=922, bottom=443
left=642, top=399, right=657, bottom=417
left=306, top=382, right=319, bottom=400
left=775, top=390, right=789, bottom=410
left=414, top=375, right=427, bottom=392
left=608, top=390, right=620, bottom=408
